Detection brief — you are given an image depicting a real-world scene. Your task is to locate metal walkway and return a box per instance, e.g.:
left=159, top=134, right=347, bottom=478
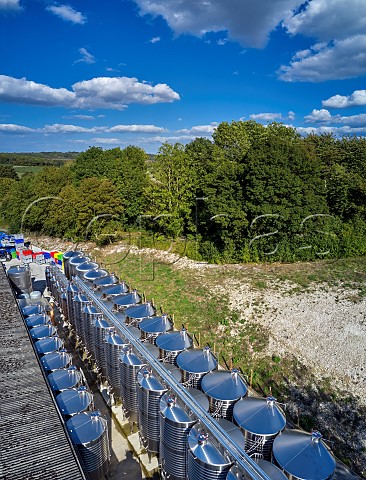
left=0, top=265, right=86, bottom=480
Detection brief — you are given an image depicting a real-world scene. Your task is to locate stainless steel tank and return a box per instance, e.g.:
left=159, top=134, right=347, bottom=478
left=137, top=367, right=167, bottom=454
left=156, top=328, right=193, bottom=365
left=29, top=324, right=57, bottom=341
left=75, top=261, right=99, bottom=279
left=47, top=365, right=83, bottom=393
left=124, top=301, right=156, bottom=325
left=160, top=393, right=197, bottom=480
left=68, top=255, right=90, bottom=279
left=22, top=303, right=45, bottom=317
left=201, top=369, right=248, bottom=421
left=25, top=313, right=51, bottom=328
left=73, top=294, right=89, bottom=341
left=104, top=329, right=127, bottom=398
left=186, top=387, right=210, bottom=412
left=112, top=290, right=141, bottom=312
left=66, top=283, right=79, bottom=326
left=40, top=349, right=73, bottom=372
left=216, top=417, right=245, bottom=450
left=7, top=265, right=32, bottom=294
left=82, top=305, right=102, bottom=360
left=63, top=250, right=83, bottom=279
left=101, top=282, right=129, bottom=300
left=119, top=346, right=146, bottom=424
left=160, top=362, right=182, bottom=383
left=83, top=268, right=109, bottom=284
left=45, top=265, right=52, bottom=291
left=227, top=459, right=287, bottom=480
left=272, top=430, right=336, bottom=480
left=139, top=314, right=173, bottom=344
left=93, top=316, right=111, bottom=377
left=56, top=386, right=93, bottom=418
left=233, top=396, right=286, bottom=460
left=66, top=410, right=110, bottom=480
left=187, top=424, right=232, bottom=480
left=60, top=289, right=68, bottom=319
left=177, top=346, right=218, bottom=389
left=92, top=273, right=119, bottom=291
left=35, top=336, right=64, bottom=356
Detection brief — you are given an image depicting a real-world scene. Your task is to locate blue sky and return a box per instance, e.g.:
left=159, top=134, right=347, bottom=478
left=1, top=0, right=366, bottom=153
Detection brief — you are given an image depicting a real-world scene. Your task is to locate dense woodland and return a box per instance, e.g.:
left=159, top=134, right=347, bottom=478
left=2, top=120, right=366, bottom=263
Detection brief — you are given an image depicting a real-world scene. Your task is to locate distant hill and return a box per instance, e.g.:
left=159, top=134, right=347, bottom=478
left=0, top=152, right=79, bottom=166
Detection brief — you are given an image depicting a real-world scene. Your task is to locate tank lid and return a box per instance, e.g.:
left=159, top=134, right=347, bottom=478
left=74, top=293, right=89, bottom=303
left=233, top=396, right=286, bottom=436
left=176, top=346, right=218, bottom=373
left=186, top=387, right=210, bottom=411
left=63, top=251, right=83, bottom=260
left=201, top=369, right=248, bottom=401
left=66, top=411, right=106, bottom=444
left=68, top=255, right=90, bottom=266
left=7, top=265, right=29, bottom=274
left=75, top=261, right=99, bottom=272
left=254, top=459, right=288, bottom=480
left=160, top=393, right=195, bottom=425
left=82, top=304, right=99, bottom=315
left=137, top=367, right=167, bottom=393
left=188, top=426, right=231, bottom=468
left=105, top=329, right=126, bottom=345
left=125, top=301, right=156, bottom=319
left=56, top=387, right=93, bottom=416
left=155, top=328, right=193, bottom=352
left=93, top=317, right=110, bottom=329
left=93, top=273, right=119, bottom=286
left=216, top=418, right=245, bottom=450
left=22, top=304, right=44, bottom=317
left=272, top=429, right=336, bottom=479
left=40, top=350, right=72, bottom=371
left=67, top=283, right=79, bottom=293
left=102, top=282, right=129, bottom=296
left=47, top=366, right=81, bottom=391
left=25, top=313, right=50, bottom=328
left=119, top=348, right=145, bottom=367
left=84, top=269, right=109, bottom=281
left=139, top=314, right=173, bottom=334
left=30, top=324, right=56, bottom=340
left=35, top=336, right=63, bottom=355
left=113, top=291, right=141, bottom=307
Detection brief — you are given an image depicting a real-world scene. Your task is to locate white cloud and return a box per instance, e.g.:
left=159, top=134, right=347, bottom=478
left=42, top=124, right=97, bottom=133
left=278, top=35, right=366, bottom=82
left=304, top=109, right=332, bottom=123
left=0, top=75, right=75, bottom=106
left=0, top=123, right=34, bottom=133
left=92, top=138, right=121, bottom=144
left=250, top=112, right=282, bottom=122
left=75, top=48, right=95, bottom=64
left=297, top=125, right=366, bottom=137
left=177, top=123, right=218, bottom=135
left=288, top=111, right=295, bottom=120
left=46, top=4, right=86, bottom=24
left=283, top=0, right=366, bottom=42
left=108, top=124, right=166, bottom=133
left=0, top=75, right=180, bottom=110
left=63, top=114, right=95, bottom=120
left=149, top=36, right=161, bottom=43
left=0, top=0, right=21, bottom=11
left=133, top=0, right=303, bottom=48
left=323, top=90, right=366, bottom=109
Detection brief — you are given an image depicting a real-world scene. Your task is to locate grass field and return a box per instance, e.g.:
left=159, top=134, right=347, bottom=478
left=13, top=165, right=44, bottom=177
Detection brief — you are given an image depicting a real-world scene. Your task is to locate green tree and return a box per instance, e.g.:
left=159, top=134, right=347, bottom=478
left=0, top=164, right=19, bottom=180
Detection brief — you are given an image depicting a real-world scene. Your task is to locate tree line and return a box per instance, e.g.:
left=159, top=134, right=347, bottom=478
left=1, top=120, right=366, bottom=263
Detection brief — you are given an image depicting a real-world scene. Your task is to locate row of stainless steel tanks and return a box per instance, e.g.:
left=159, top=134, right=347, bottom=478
left=45, top=250, right=336, bottom=480
left=20, top=298, right=110, bottom=480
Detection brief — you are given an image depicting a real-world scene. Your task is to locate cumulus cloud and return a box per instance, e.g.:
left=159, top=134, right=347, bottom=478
left=92, top=138, right=121, bottom=144
left=42, top=123, right=98, bottom=133
left=108, top=124, right=166, bottom=133
left=133, top=0, right=303, bottom=48
left=288, top=111, right=295, bottom=120
left=0, top=0, right=21, bottom=11
left=46, top=4, right=86, bottom=24
left=297, top=125, right=366, bottom=136
left=323, top=90, right=366, bottom=108
left=0, top=75, right=180, bottom=110
left=250, top=112, right=282, bottom=122
left=304, top=110, right=366, bottom=128
left=177, top=123, right=218, bottom=135
left=283, top=0, right=366, bottom=42
left=278, top=35, right=366, bottom=82
left=304, top=109, right=332, bottom=123
left=149, top=36, right=161, bottom=43
left=75, top=48, right=95, bottom=64
left=0, top=123, right=34, bottom=133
